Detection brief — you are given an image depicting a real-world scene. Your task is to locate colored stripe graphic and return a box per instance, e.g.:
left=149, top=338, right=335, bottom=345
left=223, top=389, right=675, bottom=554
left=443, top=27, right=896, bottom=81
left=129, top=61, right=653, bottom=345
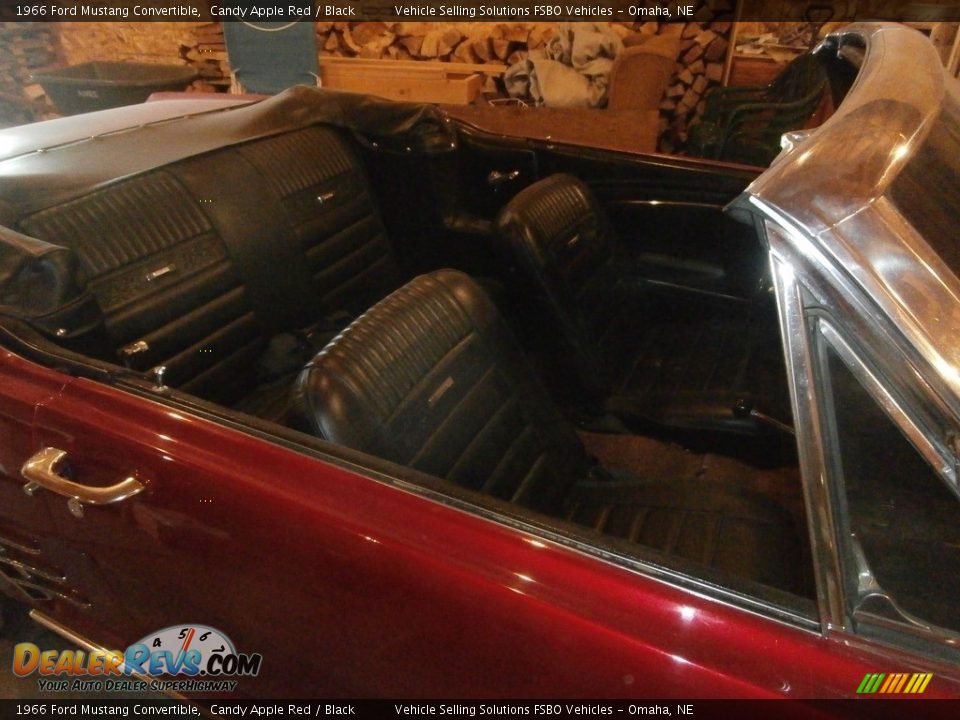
left=879, top=674, right=896, bottom=693
left=857, top=672, right=933, bottom=694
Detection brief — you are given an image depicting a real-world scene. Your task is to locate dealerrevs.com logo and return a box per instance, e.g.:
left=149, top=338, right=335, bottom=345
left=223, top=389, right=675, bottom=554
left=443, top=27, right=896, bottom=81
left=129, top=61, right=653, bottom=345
left=13, top=624, right=262, bottom=694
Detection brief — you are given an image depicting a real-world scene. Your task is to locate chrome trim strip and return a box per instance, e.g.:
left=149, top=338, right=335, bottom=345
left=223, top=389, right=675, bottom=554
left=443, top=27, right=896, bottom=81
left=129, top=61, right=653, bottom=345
left=768, top=235, right=844, bottom=633
left=0, top=533, right=40, bottom=555
left=0, top=555, right=66, bottom=584
left=145, top=265, right=176, bottom=283
left=606, top=200, right=724, bottom=210
left=642, top=278, right=752, bottom=304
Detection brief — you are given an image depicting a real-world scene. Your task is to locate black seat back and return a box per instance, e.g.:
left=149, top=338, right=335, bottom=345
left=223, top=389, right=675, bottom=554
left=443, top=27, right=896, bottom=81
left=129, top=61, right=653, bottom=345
left=235, top=126, right=401, bottom=317
left=495, top=174, right=629, bottom=396
left=19, top=169, right=265, bottom=406
left=291, top=269, right=590, bottom=514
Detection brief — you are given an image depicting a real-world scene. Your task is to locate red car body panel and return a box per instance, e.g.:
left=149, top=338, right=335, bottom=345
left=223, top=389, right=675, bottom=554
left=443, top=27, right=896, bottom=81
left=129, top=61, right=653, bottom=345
left=3, top=349, right=957, bottom=698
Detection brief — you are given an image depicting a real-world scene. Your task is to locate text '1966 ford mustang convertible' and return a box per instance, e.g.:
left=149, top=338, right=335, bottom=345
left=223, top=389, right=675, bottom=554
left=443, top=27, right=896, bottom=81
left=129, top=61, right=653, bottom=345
left=0, top=22, right=957, bottom=699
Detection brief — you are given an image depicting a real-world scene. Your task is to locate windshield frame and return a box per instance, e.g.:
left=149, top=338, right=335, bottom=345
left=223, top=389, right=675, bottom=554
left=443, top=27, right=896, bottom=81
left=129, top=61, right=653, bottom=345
left=737, top=23, right=960, bottom=417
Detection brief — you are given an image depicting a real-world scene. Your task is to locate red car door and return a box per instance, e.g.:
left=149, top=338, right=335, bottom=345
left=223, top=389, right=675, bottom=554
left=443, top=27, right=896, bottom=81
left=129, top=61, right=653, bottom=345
left=10, top=351, right=948, bottom=699
left=0, top=351, right=92, bottom=614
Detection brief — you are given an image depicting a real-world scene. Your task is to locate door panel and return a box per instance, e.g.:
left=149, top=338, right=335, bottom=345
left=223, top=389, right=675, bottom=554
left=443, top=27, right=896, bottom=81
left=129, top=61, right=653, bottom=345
left=533, top=142, right=766, bottom=299
left=606, top=201, right=768, bottom=300
left=451, top=130, right=766, bottom=299
left=455, top=128, right=538, bottom=218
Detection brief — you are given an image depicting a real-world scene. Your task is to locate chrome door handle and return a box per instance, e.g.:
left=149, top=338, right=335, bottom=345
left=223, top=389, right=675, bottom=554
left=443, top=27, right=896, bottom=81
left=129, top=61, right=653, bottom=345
left=487, top=169, right=521, bottom=187
left=21, top=447, right=144, bottom=509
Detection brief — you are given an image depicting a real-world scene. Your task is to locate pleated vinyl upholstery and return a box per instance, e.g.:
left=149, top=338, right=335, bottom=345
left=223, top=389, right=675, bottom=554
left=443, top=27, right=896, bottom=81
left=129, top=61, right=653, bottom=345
left=237, top=126, right=400, bottom=316
left=291, top=270, right=588, bottom=514
left=20, top=170, right=263, bottom=405
left=565, top=476, right=801, bottom=591
left=16, top=125, right=404, bottom=411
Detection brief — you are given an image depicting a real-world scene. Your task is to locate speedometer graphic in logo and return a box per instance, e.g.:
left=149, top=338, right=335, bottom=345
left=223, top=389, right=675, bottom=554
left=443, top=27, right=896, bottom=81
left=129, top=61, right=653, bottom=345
left=126, top=624, right=261, bottom=677
left=137, top=625, right=235, bottom=658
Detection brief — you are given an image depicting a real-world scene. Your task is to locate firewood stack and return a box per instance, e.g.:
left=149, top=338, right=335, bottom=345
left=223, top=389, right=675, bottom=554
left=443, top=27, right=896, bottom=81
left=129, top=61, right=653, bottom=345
left=180, top=22, right=231, bottom=92
left=315, top=22, right=555, bottom=94
left=178, top=22, right=559, bottom=97
left=660, top=14, right=736, bottom=153
left=0, top=22, right=60, bottom=125
left=313, top=20, right=734, bottom=152
left=317, top=21, right=549, bottom=64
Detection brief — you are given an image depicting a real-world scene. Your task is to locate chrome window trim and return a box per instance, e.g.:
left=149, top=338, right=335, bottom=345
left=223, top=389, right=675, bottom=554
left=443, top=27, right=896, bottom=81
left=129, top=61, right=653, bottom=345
left=767, top=228, right=845, bottom=633
left=760, top=190, right=960, bottom=657
left=605, top=200, right=726, bottom=210
left=740, top=24, right=960, bottom=419
left=762, top=194, right=960, bottom=648
left=748, top=198, right=958, bottom=434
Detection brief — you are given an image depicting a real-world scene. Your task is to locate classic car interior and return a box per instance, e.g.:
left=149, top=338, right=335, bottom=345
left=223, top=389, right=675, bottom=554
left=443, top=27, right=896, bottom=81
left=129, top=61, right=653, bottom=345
left=0, top=87, right=812, bottom=601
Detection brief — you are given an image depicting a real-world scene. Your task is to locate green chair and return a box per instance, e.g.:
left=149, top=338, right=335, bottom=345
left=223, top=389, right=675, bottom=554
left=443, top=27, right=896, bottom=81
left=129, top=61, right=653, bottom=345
left=689, top=54, right=828, bottom=166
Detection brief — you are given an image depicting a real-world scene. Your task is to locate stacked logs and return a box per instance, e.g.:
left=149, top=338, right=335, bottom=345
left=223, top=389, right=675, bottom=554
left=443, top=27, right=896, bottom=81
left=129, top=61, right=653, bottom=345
left=311, top=20, right=735, bottom=152
left=318, top=21, right=553, bottom=64
left=177, top=23, right=574, bottom=97
left=181, top=22, right=231, bottom=91
left=0, top=22, right=60, bottom=125
left=660, top=20, right=732, bottom=153
left=318, top=21, right=558, bottom=94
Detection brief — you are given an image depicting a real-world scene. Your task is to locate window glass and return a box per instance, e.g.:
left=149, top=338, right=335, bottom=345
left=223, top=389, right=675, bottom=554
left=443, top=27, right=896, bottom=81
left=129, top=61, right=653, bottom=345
left=825, top=345, right=960, bottom=633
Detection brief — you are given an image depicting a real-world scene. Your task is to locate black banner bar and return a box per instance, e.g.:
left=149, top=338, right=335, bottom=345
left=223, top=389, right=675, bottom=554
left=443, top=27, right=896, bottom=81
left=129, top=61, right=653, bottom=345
left=0, top=0, right=956, bottom=23
left=1, top=700, right=960, bottom=720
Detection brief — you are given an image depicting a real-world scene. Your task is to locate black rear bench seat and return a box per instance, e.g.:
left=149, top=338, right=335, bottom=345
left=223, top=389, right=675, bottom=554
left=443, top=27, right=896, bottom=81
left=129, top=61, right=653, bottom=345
left=13, top=123, right=401, bottom=420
